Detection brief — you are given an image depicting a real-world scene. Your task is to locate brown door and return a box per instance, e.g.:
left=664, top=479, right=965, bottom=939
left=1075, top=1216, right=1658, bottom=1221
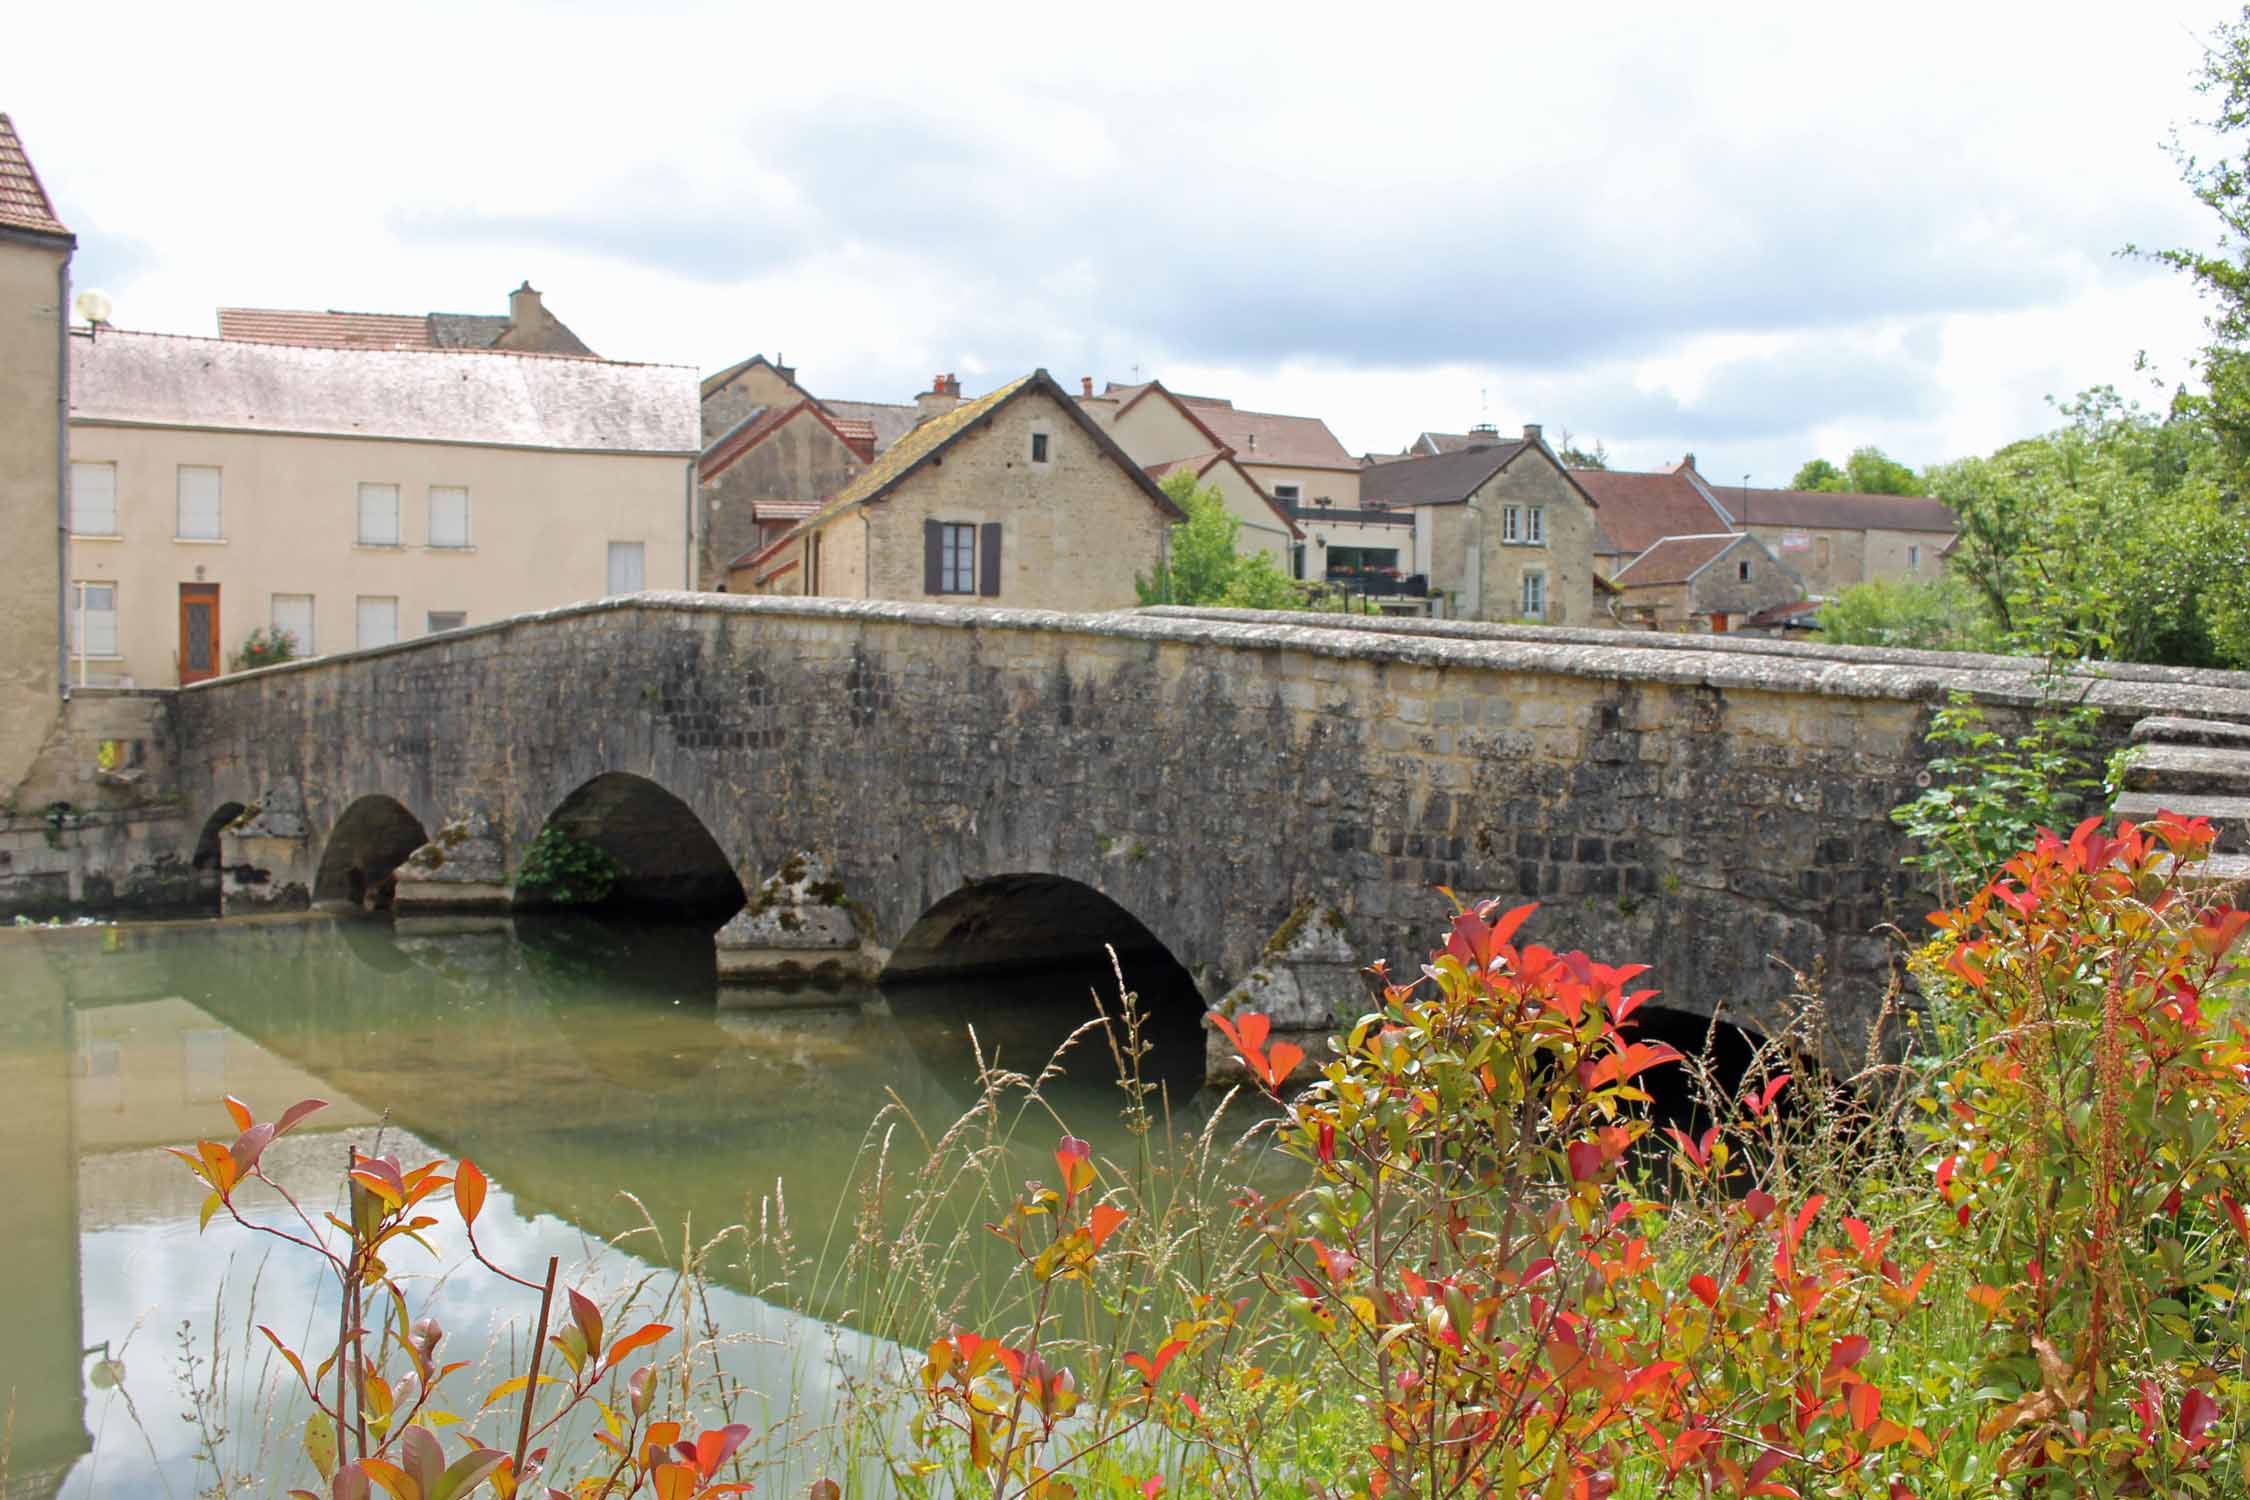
left=179, top=583, right=220, bottom=684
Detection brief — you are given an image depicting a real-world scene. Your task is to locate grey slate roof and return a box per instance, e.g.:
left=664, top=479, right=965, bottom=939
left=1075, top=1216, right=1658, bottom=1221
left=71, top=330, right=699, bottom=454
left=1359, top=442, right=1528, bottom=506
left=428, top=313, right=512, bottom=349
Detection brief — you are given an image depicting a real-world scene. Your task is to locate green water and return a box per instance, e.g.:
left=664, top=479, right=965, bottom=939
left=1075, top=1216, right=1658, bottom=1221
left=0, top=913, right=1217, bottom=1498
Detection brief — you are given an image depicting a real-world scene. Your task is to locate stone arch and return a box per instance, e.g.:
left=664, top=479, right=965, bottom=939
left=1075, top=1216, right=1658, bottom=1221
left=314, top=796, right=431, bottom=911
left=882, top=873, right=1210, bottom=1085
left=1627, top=1004, right=1779, bottom=1134
left=191, top=801, right=248, bottom=912
left=516, top=772, right=746, bottom=926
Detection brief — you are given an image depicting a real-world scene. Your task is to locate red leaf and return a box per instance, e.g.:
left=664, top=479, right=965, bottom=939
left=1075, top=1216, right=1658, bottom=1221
left=603, top=1323, right=673, bottom=1373
left=455, top=1159, right=487, bottom=1227
left=1824, top=1335, right=1870, bottom=1384
left=567, top=1289, right=603, bottom=1362
left=1848, top=1380, right=1881, bottom=1431
left=2180, top=1387, right=2220, bottom=1449
left=693, top=1424, right=752, bottom=1480
left=274, top=1098, right=329, bottom=1137
left=1743, top=1190, right=1777, bottom=1223
left=1743, top=1074, right=1791, bottom=1120
left=1688, top=1274, right=1718, bottom=1308
left=1089, top=1203, right=1128, bottom=1250
left=1236, top=1014, right=1271, bottom=1055
left=1262, top=1042, right=1305, bottom=1086
left=224, top=1095, right=254, bottom=1132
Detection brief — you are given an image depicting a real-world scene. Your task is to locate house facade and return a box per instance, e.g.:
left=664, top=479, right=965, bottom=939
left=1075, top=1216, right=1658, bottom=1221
left=1076, top=379, right=1299, bottom=564
left=1363, top=426, right=1604, bottom=624
left=697, top=399, right=870, bottom=589
left=731, top=370, right=1181, bottom=610
left=66, top=331, right=697, bottom=687
left=1708, top=483, right=1958, bottom=595
left=0, top=113, right=71, bottom=793
left=1609, top=532, right=1804, bottom=631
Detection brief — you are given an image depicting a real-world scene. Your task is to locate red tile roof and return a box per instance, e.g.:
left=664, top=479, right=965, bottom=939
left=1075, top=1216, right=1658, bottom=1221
left=1178, top=394, right=1357, bottom=471
left=216, top=308, right=438, bottom=348
left=1575, top=466, right=1734, bottom=557
left=0, top=114, right=70, bottom=239
left=1611, top=533, right=1746, bottom=587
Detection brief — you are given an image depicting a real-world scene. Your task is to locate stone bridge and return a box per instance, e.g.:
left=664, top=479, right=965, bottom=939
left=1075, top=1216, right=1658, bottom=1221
left=169, top=594, right=2250, bottom=1076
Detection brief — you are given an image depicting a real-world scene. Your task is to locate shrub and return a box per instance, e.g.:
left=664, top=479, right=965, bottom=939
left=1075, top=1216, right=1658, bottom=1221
left=514, top=826, right=622, bottom=905
left=233, top=625, right=300, bottom=673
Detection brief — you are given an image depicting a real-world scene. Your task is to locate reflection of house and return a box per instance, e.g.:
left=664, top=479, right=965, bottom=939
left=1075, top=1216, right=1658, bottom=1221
left=0, top=112, right=72, bottom=796
left=1361, top=426, right=1605, bottom=624
left=67, top=331, right=698, bottom=686
left=730, top=370, right=1182, bottom=609
left=1609, top=532, right=1803, bottom=632
left=219, top=281, right=597, bottom=357
left=1074, top=379, right=1299, bottom=564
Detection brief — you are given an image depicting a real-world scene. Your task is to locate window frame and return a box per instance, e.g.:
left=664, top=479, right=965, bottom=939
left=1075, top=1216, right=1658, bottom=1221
left=1526, top=504, right=1546, bottom=545
left=270, top=593, right=316, bottom=656
left=176, top=465, right=223, bottom=541
left=938, top=522, right=977, bottom=594
left=70, top=461, right=119, bottom=537
left=1737, top=558, right=1751, bottom=582
left=357, top=482, right=402, bottom=547
left=355, top=595, right=400, bottom=649
left=426, top=610, right=468, bottom=634
left=427, top=485, right=471, bottom=549
left=1500, top=504, right=1522, bottom=543
left=606, top=540, right=647, bottom=595
left=1520, top=569, right=1547, bottom=620
left=70, top=580, right=120, bottom=659
left=1029, top=431, right=1051, bottom=464
left=1272, top=483, right=1302, bottom=506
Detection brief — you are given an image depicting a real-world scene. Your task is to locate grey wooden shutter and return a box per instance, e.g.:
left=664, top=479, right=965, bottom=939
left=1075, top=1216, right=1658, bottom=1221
left=924, top=520, right=943, bottom=593
left=978, top=522, right=1002, bottom=597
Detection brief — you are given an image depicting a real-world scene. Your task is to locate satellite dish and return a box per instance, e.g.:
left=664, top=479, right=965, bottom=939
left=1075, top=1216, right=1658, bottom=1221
left=75, top=288, right=112, bottom=326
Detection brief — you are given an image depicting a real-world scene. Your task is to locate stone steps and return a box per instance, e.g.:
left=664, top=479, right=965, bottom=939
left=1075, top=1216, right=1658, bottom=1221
left=2119, top=716, right=2250, bottom=853
left=2124, top=743, right=2250, bottom=798
left=2112, top=793, right=2250, bottom=852
left=2130, top=716, right=2250, bottom=750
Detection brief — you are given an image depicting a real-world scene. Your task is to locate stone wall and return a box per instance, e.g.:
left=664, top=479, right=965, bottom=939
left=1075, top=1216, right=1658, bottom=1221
left=0, top=691, right=194, bottom=916
left=699, top=414, right=862, bottom=589
left=0, top=229, right=70, bottom=797
left=162, top=595, right=2250, bottom=1070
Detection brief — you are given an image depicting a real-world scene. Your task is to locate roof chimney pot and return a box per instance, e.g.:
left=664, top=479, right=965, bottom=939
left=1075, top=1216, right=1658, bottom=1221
left=1522, top=422, right=1543, bottom=445
left=508, top=281, right=545, bottom=331
left=1081, top=376, right=1094, bottom=397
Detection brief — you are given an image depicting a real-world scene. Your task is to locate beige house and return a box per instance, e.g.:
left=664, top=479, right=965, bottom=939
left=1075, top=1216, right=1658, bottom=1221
left=731, top=370, right=1182, bottom=609
left=698, top=399, right=871, bottom=589
left=219, top=281, right=597, bottom=356
left=1610, top=532, right=1804, bottom=632
left=0, top=113, right=71, bottom=794
left=1708, top=481, right=1957, bottom=595
left=1363, top=426, right=1606, bottom=624
left=1073, top=379, right=1299, bottom=564
left=66, top=331, right=698, bottom=687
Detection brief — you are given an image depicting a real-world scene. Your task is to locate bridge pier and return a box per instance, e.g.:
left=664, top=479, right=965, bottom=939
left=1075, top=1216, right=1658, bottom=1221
left=1209, top=901, right=1359, bottom=1086
left=713, top=852, right=879, bottom=985
left=392, top=813, right=514, bottom=917
left=217, top=789, right=312, bottom=914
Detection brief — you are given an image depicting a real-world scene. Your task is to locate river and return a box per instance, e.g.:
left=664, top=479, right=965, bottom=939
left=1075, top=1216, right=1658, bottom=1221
left=0, top=912, right=1226, bottom=1499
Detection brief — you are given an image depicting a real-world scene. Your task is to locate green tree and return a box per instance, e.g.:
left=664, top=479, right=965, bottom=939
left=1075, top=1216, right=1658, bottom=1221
left=1135, top=469, right=1304, bottom=609
left=1789, top=457, right=1845, bottom=491
left=1555, top=431, right=1609, bottom=469
left=1787, top=448, right=1923, bottom=494
left=1813, top=575, right=1996, bottom=652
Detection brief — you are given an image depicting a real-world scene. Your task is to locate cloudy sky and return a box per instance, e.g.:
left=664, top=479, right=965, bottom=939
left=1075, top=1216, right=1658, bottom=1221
left=9, top=0, right=2240, bottom=481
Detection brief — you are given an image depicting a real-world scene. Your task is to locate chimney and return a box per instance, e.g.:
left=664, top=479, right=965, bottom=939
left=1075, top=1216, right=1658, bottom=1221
left=1467, top=421, right=1499, bottom=450
left=1246, top=431, right=1258, bottom=452
left=1081, top=376, right=1094, bottom=398
left=1522, top=422, right=1543, bottom=445
left=508, top=280, right=544, bottom=333
left=915, top=372, right=964, bottom=421
left=1682, top=452, right=1696, bottom=472
left=775, top=352, right=796, bottom=385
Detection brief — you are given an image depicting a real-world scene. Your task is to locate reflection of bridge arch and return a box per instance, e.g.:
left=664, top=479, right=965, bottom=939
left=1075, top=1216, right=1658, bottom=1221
left=518, top=772, right=746, bottom=927
left=314, top=795, right=429, bottom=910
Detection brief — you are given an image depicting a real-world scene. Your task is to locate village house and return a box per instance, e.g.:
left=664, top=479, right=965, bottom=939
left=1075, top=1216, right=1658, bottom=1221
left=1708, top=482, right=1958, bottom=595
left=0, top=113, right=71, bottom=796
left=729, top=370, right=1182, bottom=609
left=219, top=281, right=597, bottom=357
left=66, top=330, right=698, bottom=687
left=697, top=399, right=871, bottom=589
left=1608, top=532, right=1804, bottom=632
left=1573, top=459, right=1737, bottom=577
left=1071, top=378, right=1299, bottom=564
left=1359, top=426, right=1606, bottom=625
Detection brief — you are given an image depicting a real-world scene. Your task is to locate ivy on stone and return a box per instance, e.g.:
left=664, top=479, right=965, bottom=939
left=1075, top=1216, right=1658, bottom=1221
left=513, top=826, right=620, bottom=905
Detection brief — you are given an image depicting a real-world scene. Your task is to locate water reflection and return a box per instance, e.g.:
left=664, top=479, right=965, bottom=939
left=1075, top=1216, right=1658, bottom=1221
left=0, top=913, right=1209, bottom=1500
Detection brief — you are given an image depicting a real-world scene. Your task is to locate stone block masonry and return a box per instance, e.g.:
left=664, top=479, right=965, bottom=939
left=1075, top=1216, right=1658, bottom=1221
left=162, top=594, right=2250, bottom=1074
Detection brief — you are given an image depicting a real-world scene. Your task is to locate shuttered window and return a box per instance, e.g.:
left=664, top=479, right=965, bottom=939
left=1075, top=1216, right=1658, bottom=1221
left=607, top=541, right=645, bottom=594
left=177, top=466, right=222, bottom=540
left=978, top=522, right=1002, bottom=598
left=71, top=583, right=119, bottom=657
left=70, top=462, right=118, bottom=535
left=356, top=596, right=398, bottom=648
left=926, top=521, right=976, bottom=594
left=271, top=593, right=315, bottom=655
left=427, top=486, right=470, bottom=548
left=357, top=483, right=400, bottom=546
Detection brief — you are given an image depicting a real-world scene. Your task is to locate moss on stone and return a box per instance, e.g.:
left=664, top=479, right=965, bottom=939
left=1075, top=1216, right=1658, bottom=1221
left=1264, top=897, right=1318, bottom=956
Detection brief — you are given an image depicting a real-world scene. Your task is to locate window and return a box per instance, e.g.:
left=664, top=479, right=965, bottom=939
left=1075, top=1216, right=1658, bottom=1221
left=1029, top=432, right=1050, bottom=463
left=1273, top=484, right=1301, bottom=505
left=939, top=523, right=976, bottom=593
left=355, top=596, right=398, bottom=649
left=607, top=541, right=646, bottom=594
left=70, top=582, right=119, bottom=657
left=1737, top=559, right=1751, bottom=581
left=1526, top=505, right=1546, bottom=545
left=427, top=611, right=467, bottom=634
left=1520, top=570, right=1546, bottom=620
left=270, top=594, right=315, bottom=655
left=1908, top=544, right=1921, bottom=568
left=357, top=483, right=400, bottom=546
left=70, top=461, right=118, bottom=535
left=177, top=466, right=222, bottom=540
left=1500, top=505, right=1522, bottom=543
left=427, top=486, right=470, bottom=548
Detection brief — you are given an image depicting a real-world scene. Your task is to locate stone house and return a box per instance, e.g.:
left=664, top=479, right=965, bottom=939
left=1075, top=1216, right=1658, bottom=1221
left=1360, top=425, right=1605, bottom=624
left=218, top=281, right=596, bottom=357
left=0, top=113, right=71, bottom=795
left=66, top=330, right=698, bottom=686
left=1709, top=482, right=1958, bottom=595
left=1609, top=532, right=1804, bottom=632
left=1074, top=378, right=1299, bottom=564
left=729, top=369, right=1183, bottom=609
left=697, top=399, right=872, bottom=589
left=1573, top=460, right=1737, bottom=578
left=699, top=353, right=819, bottom=445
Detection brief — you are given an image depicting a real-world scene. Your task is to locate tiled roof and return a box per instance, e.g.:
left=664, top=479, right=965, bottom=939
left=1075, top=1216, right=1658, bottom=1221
left=216, top=305, right=594, bottom=357
left=1611, top=533, right=1746, bottom=588
left=1178, top=394, right=1357, bottom=471
left=72, top=329, right=698, bottom=454
left=1714, top=485, right=1958, bottom=534
left=1359, top=443, right=1527, bottom=507
left=1576, top=466, right=1735, bottom=556
left=1745, top=597, right=1827, bottom=629
left=830, top=417, right=878, bottom=447
left=701, top=398, right=872, bottom=479
left=752, top=497, right=822, bottom=521
left=820, top=398, right=922, bottom=454
left=0, top=114, right=69, bottom=239
left=1409, top=431, right=1505, bottom=457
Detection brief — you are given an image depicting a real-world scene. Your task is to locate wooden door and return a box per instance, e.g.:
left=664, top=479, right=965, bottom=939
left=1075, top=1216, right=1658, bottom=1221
left=179, top=583, right=220, bottom=684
